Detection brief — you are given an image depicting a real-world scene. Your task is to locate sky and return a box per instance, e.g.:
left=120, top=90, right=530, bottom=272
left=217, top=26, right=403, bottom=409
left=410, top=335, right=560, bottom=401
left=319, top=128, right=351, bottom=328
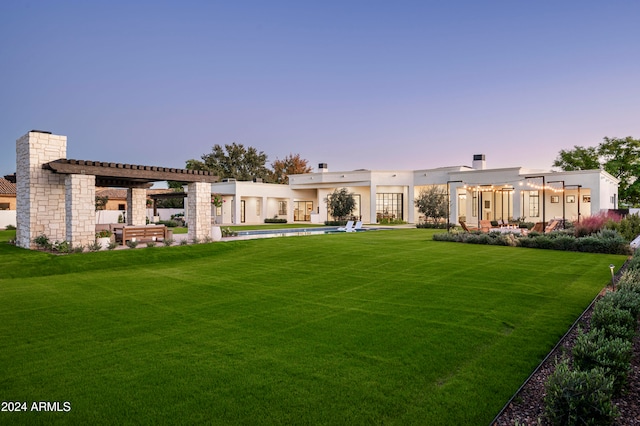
left=1, top=1, right=639, bottom=179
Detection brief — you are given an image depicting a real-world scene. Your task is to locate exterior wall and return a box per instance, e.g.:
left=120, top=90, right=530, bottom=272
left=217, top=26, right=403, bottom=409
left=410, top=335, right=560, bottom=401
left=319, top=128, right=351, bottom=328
left=0, top=211, right=17, bottom=229
left=0, top=195, right=16, bottom=210
left=65, top=174, right=96, bottom=247
left=187, top=182, right=211, bottom=241
left=16, top=131, right=67, bottom=248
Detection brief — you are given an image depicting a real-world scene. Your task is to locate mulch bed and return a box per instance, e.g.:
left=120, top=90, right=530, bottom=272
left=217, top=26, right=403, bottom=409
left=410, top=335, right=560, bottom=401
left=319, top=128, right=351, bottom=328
left=492, top=289, right=640, bottom=425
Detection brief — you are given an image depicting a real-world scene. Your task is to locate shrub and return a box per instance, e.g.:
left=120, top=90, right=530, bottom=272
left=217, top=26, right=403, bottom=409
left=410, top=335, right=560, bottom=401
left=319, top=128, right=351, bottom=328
left=107, top=241, right=118, bottom=250
left=606, top=289, right=640, bottom=320
left=572, top=328, right=632, bottom=394
left=191, top=237, right=200, bottom=244
left=544, top=360, right=617, bottom=425
left=605, top=213, right=640, bottom=242
left=574, top=215, right=607, bottom=237
left=33, top=234, right=51, bottom=250
left=221, top=227, right=237, bottom=237
left=95, top=229, right=112, bottom=238
left=325, top=220, right=348, bottom=226
left=264, top=218, right=287, bottom=223
left=52, top=240, right=71, bottom=253
left=88, top=241, right=102, bottom=252
left=179, top=239, right=188, bottom=246
left=618, top=279, right=640, bottom=298
left=71, top=245, right=84, bottom=254
left=416, top=222, right=451, bottom=229
left=126, top=240, right=139, bottom=249
left=163, top=238, right=174, bottom=247
left=146, top=241, right=157, bottom=248
left=5, top=224, right=16, bottom=230
left=158, top=220, right=180, bottom=227
left=591, top=299, right=637, bottom=341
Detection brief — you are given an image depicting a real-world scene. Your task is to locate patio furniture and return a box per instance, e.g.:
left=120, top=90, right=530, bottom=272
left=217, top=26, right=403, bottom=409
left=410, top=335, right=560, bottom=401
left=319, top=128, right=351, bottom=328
left=337, top=220, right=354, bottom=232
left=114, top=224, right=169, bottom=245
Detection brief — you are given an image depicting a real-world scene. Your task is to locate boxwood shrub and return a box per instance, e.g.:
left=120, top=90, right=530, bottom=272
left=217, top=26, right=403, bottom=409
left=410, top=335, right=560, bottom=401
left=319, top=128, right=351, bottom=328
left=264, top=218, right=287, bottom=224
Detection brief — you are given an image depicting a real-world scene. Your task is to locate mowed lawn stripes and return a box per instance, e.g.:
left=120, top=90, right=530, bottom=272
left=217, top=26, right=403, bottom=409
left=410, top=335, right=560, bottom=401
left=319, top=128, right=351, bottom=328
left=0, top=229, right=627, bottom=425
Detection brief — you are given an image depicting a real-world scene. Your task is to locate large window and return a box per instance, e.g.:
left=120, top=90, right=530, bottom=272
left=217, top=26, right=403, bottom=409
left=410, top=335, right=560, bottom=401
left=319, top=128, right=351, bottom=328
left=278, top=201, right=287, bottom=216
left=529, top=191, right=539, bottom=217
left=294, top=201, right=313, bottom=221
left=376, top=193, right=403, bottom=221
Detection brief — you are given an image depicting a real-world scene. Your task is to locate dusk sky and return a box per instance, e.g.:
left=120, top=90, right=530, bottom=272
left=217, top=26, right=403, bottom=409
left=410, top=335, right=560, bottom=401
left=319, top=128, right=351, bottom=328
left=1, top=1, right=639, bottom=179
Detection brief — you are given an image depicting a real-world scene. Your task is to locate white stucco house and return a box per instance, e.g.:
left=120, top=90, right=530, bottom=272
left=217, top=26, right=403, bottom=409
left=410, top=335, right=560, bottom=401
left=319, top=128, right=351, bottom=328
left=209, top=155, right=620, bottom=227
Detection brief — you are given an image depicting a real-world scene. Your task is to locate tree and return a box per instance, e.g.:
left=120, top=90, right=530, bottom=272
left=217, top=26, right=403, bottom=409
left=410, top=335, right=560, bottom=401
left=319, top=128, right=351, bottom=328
left=598, top=137, right=640, bottom=207
left=326, top=188, right=356, bottom=221
left=552, top=146, right=600, bottom=171
left=553, top=137, right=640, bottom=207
left=270, top=153, right=313, bottom=184
left=186, top=143, right=271, bottom=181
left=414, top=186, right=448, bottom=224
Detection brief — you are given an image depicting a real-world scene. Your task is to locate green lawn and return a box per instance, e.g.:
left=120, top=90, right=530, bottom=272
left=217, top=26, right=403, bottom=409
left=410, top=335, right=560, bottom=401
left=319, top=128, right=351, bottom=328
left=0, top=229, right=627, bottom=425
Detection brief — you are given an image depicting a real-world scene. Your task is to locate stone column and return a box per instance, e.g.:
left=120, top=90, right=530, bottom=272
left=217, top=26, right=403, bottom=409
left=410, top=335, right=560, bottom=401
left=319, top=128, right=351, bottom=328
left=127, top=188, right=147, bottom=226
left=16, top=131, right=67, bottom=249
left=65, top=174, right=96, bottom=248
left=187, top=182, right=212, bottom=241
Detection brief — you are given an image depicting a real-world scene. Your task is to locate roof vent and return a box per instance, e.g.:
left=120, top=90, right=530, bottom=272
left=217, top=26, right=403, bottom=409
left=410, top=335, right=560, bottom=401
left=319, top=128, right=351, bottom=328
left=318, top=163, right=328, bottom=173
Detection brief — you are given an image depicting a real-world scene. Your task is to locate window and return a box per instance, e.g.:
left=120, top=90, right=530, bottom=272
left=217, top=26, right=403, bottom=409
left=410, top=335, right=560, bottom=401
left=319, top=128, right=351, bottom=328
left=294, top=201, right=313, bottom=221
left=118, top=204, right=126, bottom=210
left=278, top=201, right=287, bottom=216
left=529, top=191, right=539, bottom=217
left=0, top=203, right=9, bottom=210
left=376, top=193, right=403, bottom=221
left=472, top=191, right=478, bottom=217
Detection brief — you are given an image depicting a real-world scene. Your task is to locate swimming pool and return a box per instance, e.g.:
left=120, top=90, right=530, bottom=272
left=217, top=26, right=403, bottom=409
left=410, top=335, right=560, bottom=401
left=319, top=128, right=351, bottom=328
left=228, top=227, right=378, bottom=241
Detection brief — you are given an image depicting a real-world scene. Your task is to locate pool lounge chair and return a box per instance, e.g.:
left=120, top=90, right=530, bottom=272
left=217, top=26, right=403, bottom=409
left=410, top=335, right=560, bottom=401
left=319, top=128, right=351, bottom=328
left=337, top=220, right=354, bottom=232
left=353, top=221, right=363, bottom=231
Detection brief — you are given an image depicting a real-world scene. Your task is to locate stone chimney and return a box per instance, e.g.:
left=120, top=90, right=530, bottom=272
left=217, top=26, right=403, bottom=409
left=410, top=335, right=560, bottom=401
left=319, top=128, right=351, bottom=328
left=318, top=163, right=328, bottom=173
left=472, top=154, right=486, bottom=170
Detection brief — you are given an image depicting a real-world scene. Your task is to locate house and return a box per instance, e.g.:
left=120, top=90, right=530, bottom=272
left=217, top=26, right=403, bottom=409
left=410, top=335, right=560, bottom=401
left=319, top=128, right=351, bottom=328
left=209, top=155, right=619, bottom=226
left=0, top=177, right=16, bottom=210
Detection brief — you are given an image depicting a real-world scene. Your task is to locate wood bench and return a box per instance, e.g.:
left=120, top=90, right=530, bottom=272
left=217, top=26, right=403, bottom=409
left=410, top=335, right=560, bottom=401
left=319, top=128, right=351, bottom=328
left=114, top=225, right=168, bottom=245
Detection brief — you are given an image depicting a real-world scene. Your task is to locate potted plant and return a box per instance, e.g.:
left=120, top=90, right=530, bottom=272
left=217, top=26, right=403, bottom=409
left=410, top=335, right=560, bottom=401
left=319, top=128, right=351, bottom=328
left=211, top=193, right=223, bottom=241
left=96, top=229, right=113, bottom=250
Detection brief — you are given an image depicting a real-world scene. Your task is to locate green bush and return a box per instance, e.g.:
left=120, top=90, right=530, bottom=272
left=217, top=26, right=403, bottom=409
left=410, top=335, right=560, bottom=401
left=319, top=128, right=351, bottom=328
left=33, top=234, right=51, bottom=250
left=606, top=289, right=640, bottom=320
left=5, top=224, right=16, bottom=230
left=157, top=220, right=180, bottom=228
left=544, top=360, right=617, bottom=425
left=264, top=218, right=287, bottom=223
left=591, top=299, right=637, bottom=341
left=618, top=279, right=640, bottom=298
left=606, top=213, right=640, bottom=242
left=325, top=220, right=348, bottom=226
left=416, top=222, right=451, bottom=229
left=572, top=328, right=632, bottom=394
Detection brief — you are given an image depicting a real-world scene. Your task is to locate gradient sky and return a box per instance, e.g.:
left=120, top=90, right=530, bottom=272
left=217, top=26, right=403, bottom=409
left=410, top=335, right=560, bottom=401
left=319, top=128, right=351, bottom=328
left=1, top=1, right=639, bottom=179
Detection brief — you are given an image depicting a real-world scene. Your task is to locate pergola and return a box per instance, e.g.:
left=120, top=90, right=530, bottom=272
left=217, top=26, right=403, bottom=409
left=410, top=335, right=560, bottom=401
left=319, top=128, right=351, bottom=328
left=15, top=131, right=218, bottom=249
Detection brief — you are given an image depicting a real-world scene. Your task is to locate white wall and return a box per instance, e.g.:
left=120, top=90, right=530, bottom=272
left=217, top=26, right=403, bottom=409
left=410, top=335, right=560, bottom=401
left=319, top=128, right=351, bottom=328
left=95, top=208, right=184, bottom=224
left=0, top=210, right=16, bottom=229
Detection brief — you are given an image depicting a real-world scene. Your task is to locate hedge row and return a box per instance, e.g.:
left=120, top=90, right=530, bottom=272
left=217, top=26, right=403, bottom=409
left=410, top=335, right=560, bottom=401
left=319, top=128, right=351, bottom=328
left=432, top=229, right=633, bottom=255
left=543, top=252, right=640, bottom=425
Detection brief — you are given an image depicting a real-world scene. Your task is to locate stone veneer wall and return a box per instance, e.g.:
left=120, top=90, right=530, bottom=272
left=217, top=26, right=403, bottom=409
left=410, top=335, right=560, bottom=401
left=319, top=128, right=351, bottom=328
left=16, top=132, right=67, bottom=249
left=187, top=182, right=212, bottom=242
left=127, top=188, right=147, bottom=226
left=65, top=174, right=96, bottom=247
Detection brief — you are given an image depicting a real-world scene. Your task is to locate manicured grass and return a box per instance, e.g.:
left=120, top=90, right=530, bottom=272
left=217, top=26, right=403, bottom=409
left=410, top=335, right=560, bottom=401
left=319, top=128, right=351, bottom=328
left=0, top=229, right=627, bottom=425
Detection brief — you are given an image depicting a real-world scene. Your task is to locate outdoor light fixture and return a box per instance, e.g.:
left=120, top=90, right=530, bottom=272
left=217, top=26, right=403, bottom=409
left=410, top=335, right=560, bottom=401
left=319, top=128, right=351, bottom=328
left=609, top=264, right=615, bottom=290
